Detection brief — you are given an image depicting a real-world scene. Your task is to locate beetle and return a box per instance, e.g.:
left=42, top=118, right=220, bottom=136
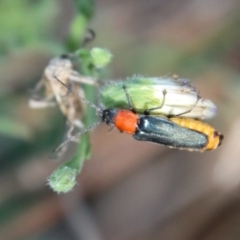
left=54, top=77, right=223, bottom=152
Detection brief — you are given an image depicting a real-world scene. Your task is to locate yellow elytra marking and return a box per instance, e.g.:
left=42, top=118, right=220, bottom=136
left=170, top=118, right=223, bottom=151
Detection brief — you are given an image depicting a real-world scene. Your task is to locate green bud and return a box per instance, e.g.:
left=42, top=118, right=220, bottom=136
left=100, top=76, right=216, bottom=119
left=101, top=77, right=161, bottom=113
left=48, top=166, right=78, bottom=193
left=90, top=47, right=113, bottom=69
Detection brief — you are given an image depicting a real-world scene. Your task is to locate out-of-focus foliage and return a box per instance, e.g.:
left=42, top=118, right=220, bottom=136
left=0, top=0, right=62, bottom=147
left=0, top=0, right=59, bottom=56
left=0, top=116, right=31, bottom=139
left=67, top=0, right=95, bottom=51
left=74, top=0, right=94, bottom=20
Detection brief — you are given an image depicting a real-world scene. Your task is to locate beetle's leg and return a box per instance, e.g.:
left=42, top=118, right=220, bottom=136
left=144, top=89, right=167, bottom=115
left=170, top=94, right=201, bottom=117
left=122, top=84, right=136, bottom=113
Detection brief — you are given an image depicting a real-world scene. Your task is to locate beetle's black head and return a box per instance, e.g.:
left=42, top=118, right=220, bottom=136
left=102, top=109, right=117, bottom=125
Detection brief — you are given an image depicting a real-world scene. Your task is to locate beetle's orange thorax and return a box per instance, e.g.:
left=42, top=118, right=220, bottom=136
left=114, top=110, right=138, bottom=134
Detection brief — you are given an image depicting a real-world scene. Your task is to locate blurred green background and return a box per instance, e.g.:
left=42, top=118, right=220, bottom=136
left=1, top=0, right=240, bottom=239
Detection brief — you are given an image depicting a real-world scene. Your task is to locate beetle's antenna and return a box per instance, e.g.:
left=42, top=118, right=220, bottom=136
left=53, top=75, right=103, bottom=116
left=54, top=121, right=101, bottom=152
left=53, top=75, right=103, bottom=152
